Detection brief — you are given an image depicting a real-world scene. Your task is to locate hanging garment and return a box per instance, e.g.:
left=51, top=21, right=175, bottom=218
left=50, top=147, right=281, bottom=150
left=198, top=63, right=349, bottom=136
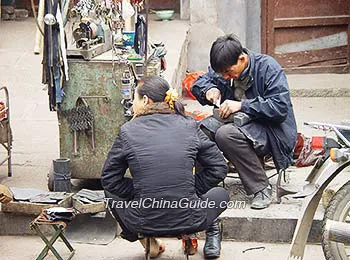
left=134, top=14, right=147, bottom=56
left=43, top=0, right=67, bottom=111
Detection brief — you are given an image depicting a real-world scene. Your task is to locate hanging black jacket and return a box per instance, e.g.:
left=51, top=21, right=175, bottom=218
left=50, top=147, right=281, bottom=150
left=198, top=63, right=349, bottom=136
left=191, top=50, right=298, bottom=170
left=101, top=104, right=227, bottom=236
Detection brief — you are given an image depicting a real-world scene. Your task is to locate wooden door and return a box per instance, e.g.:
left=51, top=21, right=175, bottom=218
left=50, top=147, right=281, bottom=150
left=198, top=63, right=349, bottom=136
left=262, top=0, right=350, bottom=73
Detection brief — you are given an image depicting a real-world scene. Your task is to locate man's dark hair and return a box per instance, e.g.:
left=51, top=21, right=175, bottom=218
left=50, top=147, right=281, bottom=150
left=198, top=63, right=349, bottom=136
left=210, top=34, right=244, bottom=73
left=137, top=76, right=185, bottom=116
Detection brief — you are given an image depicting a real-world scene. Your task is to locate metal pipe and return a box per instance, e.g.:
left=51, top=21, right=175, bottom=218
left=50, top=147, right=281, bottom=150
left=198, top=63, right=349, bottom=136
left=324, top=219, right=350, bottom=244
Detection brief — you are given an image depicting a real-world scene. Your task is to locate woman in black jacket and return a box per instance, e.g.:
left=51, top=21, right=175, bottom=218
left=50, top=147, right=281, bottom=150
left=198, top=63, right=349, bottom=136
left=102, top=76, right=229, bottom=258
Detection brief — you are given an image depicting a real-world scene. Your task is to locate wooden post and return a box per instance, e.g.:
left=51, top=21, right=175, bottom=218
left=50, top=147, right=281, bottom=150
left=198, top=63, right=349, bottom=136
left=34, top=0, right=45, bottom=54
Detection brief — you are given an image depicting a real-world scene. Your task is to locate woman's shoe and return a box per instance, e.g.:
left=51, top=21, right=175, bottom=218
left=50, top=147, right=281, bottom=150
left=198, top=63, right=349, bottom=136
left=204, top=219, right=221, bottom=259
left=140, top=238, right=165, bottom=258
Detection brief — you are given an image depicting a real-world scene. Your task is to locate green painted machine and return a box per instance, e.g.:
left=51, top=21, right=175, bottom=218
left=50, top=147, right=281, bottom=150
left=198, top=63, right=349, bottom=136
left=42, top=0, right=164, bottom=190
left=60, top=57, right=126, bottom=179
left=47, top=50, right=161, bottom=190
left=48, top=53, right=144, bottom=190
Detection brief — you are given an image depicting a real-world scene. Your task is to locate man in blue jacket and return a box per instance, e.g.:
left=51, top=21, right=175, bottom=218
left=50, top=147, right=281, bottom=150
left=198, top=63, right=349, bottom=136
left=191, top=34, right=297, bottom=210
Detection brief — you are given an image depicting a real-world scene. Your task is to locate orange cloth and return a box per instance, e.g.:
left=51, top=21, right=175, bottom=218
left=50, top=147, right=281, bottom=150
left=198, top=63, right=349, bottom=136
left=182, top=72, right=206, bottom=100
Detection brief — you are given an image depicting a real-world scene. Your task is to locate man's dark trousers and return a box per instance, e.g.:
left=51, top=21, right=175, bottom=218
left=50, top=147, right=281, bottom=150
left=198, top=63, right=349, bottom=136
left=215, top=123, right=270, bottom=195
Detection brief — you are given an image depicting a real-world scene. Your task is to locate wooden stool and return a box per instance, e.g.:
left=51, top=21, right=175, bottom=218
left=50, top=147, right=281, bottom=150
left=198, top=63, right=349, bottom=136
left=30, top=212, right=75, bottom=260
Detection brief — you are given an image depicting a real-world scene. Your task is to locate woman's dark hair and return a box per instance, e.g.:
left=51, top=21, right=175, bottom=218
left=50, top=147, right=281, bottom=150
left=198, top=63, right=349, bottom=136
left=137, top=75, right=185, bottom=116
left=210, top=34, right=244, bottom=73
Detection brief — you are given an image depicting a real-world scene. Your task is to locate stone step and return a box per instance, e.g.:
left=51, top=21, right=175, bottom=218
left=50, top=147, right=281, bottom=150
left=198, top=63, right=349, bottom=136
left=290, top=88, right=350, bottom=97
left=220, top=203, right=323, bottom=243
left=218, top=167, right=323, bottom=243
left=287, top=74, right=350, bottom=97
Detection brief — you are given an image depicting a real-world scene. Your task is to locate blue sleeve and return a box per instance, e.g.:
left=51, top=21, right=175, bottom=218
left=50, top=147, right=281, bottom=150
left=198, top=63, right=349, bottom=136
left=190, top=67, right=231, bottom=106
left=241, top=59, right=290, bottom=123
left=190, top=72, right=217, bottom=106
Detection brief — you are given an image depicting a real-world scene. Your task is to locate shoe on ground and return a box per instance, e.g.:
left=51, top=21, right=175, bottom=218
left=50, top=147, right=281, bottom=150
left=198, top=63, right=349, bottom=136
left=250, top=185, right=272, bottom=209
left=204, top=219, right=221, bottom=259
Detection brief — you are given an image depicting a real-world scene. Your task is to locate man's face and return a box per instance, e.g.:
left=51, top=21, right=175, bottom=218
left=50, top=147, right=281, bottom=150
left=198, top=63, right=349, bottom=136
left=220, top=54, right=247, bottom=80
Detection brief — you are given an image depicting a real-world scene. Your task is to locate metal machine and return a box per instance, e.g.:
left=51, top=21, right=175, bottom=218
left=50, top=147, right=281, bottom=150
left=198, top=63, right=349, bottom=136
left=67, top=20, right=112, bottom=60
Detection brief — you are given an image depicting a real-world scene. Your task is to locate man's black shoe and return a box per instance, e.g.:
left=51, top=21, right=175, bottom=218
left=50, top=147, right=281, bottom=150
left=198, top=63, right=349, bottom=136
left=203, top=219, right=221, bottom=259
left=250, top=185, right=272, bottom=209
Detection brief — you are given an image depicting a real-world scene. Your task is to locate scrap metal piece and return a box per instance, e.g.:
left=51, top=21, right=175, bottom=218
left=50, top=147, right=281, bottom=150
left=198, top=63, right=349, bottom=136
left=29, top=194, right=58, bottom=204
left=29, top=192, right=68, bottom=204
left=73, top=189, right=105, bottom=203
left=10, top=187, right=46, bottom=201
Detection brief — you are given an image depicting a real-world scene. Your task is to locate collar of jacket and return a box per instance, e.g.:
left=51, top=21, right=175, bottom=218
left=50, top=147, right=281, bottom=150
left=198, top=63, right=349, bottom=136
left=239, top=51, right=250, bottom=80
left=244, top=48, right=256, bottom=83
left=133, top=102, right=175, bottom=118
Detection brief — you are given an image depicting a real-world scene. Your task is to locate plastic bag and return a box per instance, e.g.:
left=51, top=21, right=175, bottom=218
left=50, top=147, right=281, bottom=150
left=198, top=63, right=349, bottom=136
left=182, top=71, right=205, bottom=100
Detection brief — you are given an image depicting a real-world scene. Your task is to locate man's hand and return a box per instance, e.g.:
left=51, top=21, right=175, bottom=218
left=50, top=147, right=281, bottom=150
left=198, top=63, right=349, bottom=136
left=205, top=88, right=221, bottom=105
left=219, top=100, right=242, bottom=119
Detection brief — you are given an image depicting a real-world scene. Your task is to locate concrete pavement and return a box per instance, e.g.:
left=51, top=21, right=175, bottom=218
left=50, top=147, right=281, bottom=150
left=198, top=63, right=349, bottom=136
left=0, top=235, right=324, bottom=260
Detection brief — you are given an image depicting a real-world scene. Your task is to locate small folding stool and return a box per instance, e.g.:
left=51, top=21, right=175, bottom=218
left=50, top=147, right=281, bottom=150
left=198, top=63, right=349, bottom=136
left=30, top=211, right=75, bottom=260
